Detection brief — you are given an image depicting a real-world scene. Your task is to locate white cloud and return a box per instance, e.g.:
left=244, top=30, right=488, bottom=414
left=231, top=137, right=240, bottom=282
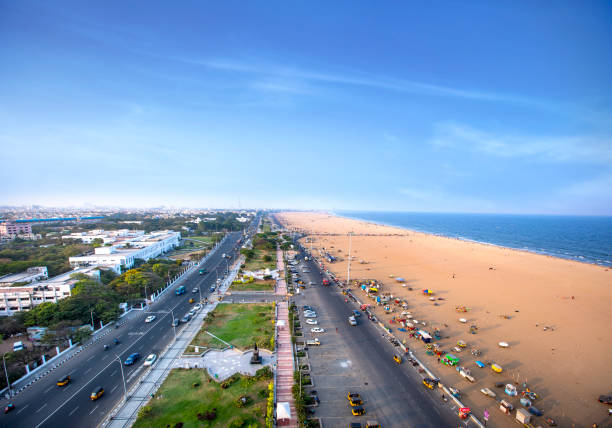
left=431, top=122, right=612, bottom=164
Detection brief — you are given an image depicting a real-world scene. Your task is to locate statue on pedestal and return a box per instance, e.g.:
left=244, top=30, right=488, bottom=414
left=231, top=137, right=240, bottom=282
left=250, top=343, right=262, bottom=364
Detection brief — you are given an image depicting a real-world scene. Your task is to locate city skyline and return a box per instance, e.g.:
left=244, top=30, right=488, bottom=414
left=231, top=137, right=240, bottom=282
left=1, top=1, right=611, bottom=214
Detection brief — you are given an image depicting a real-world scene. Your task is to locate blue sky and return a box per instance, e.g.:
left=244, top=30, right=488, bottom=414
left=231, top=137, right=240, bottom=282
left=1, top=1, right=611, bottom=214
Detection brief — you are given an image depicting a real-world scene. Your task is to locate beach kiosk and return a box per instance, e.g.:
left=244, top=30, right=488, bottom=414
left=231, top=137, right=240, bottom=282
left=418, top=330, right=433, bottom=344
left=442, top=353, right=460, bottom=366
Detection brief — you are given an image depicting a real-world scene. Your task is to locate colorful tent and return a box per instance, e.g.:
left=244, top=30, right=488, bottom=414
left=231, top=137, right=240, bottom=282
left=422, top=289, right=434, bottom=295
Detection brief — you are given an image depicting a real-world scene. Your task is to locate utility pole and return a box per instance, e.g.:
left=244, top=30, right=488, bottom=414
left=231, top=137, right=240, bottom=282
left=346, top=232, right=352, bottom=287
left=117, top=356, right=127, bottom=402
left=2, top=353, right=12, bottom=397
left=90, top=308, right=95, bottom=331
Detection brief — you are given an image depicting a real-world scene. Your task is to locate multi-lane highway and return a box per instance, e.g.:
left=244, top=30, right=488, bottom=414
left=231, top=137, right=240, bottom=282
left=2, top=230, right=247, bottom=428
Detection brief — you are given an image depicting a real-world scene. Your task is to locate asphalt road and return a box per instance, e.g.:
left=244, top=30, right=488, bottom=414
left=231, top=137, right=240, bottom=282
left=1, top=231, right=246, bottom=428
left=294, top=247, right=460, bottom=427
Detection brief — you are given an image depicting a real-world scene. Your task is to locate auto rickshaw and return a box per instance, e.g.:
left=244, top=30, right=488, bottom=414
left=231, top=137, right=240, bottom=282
left=422, top=378, right=437, bottom=390
left=393, top=354, right=402, bottom=364
left=189, top=298, right=195, bottom=304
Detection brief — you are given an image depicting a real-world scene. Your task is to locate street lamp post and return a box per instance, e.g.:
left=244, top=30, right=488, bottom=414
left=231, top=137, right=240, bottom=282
left=116, top=356, right=128, bottom=403
left=2, top=353, right=12, bottom=398
left=90, top=308, right=95, bottom=331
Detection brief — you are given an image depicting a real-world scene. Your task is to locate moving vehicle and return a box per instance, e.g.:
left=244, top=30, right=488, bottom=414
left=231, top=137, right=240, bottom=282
left=393, top=354, right=402, bottom=364
left=90, top=387, right=104, bottom=400
left=348, top=316, right=357, bottom=326
left=56, top=375, right=71, bottom=386
left=188, top=298, right=195, bottom=304
left=199, top=268, right=207, bottom=275
left=306, top=338, right=320, bottom=346
left=351, top=406, right=365, bottom=416
left=352, top=310, right=361, bottom=317
left=143, top=354, right=157, bottom=366
left=124, top=353, right=140, bottom=365
left=171, top=318, right=180, bottom=327
left=145, top=315, right=156, bottom=323
left=192, top=288, right=199, bottom=293
left=175, top=286, right=186, bottom=295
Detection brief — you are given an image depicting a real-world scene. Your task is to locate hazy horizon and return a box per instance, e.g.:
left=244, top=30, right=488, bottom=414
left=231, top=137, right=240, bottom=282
left=1, top=1, right=611, bottom=215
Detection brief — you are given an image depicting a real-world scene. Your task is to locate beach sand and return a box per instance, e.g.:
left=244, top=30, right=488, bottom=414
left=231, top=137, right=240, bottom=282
left=275, top=211, right=612, bottom=428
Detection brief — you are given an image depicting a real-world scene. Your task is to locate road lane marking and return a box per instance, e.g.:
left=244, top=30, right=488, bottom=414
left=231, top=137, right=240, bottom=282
left=111, top=370, right=117, bottom=377
left=16, top=404, right=29, bottom=415
left=36, top=403, right=48, bottom=413
left=89, top=404, right=99, bottom=415
left=111, top=385, right=118, bottom=393
left=44, top=385, right=54, bottom=393
left=84, top=368, right=92, bottom=375
left=86, top=354, right=96, bottom=362
left=102, top=354, right=108, bottom=360
left=68, top=407, right=79, bottom=416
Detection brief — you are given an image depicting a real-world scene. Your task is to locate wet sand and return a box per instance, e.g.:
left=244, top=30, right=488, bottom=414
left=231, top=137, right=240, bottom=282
left=275, top=211, right=612, bottom=428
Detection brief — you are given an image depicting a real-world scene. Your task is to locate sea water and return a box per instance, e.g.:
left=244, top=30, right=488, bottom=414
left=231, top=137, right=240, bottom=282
left=336, top=211, right=612, bottom=267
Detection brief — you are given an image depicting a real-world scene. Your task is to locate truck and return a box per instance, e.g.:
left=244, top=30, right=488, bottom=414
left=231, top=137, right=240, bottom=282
left=175, top=286, right=186, bottom=295
left=305, top=338, right=320, bottom=346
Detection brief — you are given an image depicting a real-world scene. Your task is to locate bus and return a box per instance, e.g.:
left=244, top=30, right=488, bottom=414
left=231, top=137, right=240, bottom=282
left=175, top=286, right=186, bottom=295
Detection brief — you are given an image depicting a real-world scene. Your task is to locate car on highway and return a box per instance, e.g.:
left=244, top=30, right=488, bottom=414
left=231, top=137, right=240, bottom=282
left=56, top=375, right=71, bottom=387
left=171, top=318, right=180, bottom=327
left=124, top=353, right=140, bottom=365
left=348, top=316, right=357, bottom=326
left=181, top=314, right=192, bottom=323
left=143, top=354, right=157, bottom=366
left=352, top=310, right=361, bottom=317
left=192, top=288, right=199, bottom=293
left=351, top=406, right=366, bottom=416
left=422, top=378, right=438, bottom=390
left=145, top=315, right=156, bottom=323
left=306, top=319, right=318, bottom=325
left=90, top=386, right=104, bottom=401
left=194, top=303, right=202, bottom=311
left=311, top=327, right=325, bottom=333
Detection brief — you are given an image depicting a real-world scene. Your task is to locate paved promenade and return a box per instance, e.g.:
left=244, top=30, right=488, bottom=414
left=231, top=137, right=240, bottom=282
left=275, top=249, right=298, bottom=427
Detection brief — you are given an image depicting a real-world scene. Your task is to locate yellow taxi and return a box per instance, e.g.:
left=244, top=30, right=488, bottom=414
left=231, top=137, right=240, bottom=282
left=349, top=397, right=363, bottom=407
left=393, top=354, right=402, bottom=364
left=56, top=375, right=71, bottom=386
left=422, top=378, right=437, bottom=390
left=351, top=406, right=366, bottom=416
left=90, top=386, right=104, bottom=400
left=347, top=392, right=361, bottom=401
left=188, top=298, right=195, bottom=304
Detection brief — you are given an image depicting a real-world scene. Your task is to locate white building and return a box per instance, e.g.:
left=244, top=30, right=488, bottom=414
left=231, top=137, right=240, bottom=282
left=0, top=267, right=48, bottom=286
left=62, top=229, right=145, bottom=244
left=0, top=266, right=100, bottom=315
left=68, top=230, right=180, bottom=273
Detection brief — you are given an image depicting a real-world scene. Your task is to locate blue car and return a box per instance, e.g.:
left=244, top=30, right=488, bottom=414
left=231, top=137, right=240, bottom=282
left=124, top=353, right=140, bottom=365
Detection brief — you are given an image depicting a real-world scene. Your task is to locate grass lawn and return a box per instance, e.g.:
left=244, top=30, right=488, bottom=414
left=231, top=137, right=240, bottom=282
left=189, top=303, right=275, bottom=352
left=230, top=279, right=275, bottom=292
left=243, top=249, right=277, bottom=272
left=189, top=236, right=216, bottom=245
left=133, top=369, right=272, bottom=428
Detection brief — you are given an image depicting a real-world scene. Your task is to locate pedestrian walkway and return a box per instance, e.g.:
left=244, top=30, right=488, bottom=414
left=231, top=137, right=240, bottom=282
left=275, top=248, right=297, bottom=427
left=174, top=348, right=274, bottom=381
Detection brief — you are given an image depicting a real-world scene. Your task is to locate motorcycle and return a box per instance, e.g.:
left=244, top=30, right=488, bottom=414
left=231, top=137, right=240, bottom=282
left=4, top=403, right=15, bottom=414
left=104, top=344, right=110, bottom=350
left=113, top=338, right=120, bottom=345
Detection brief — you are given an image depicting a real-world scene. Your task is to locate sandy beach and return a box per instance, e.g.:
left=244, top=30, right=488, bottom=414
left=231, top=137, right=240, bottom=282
left=275, top=211, right=612, bottom=428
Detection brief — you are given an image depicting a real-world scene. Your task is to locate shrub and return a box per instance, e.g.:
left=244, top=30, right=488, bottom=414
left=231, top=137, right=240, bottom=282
left=197, top=408, right=217, bottom=421
left=138, top=405, right=152, bottom=418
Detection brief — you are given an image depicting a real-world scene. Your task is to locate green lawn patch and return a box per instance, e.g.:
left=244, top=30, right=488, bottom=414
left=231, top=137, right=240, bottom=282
left=242, top=249, right=277, bottom=272
left=230, top=279, right=275, bottom=292
left=189, top=303, right=275, bottom=352
left=133, top=368, right=272, bottom=428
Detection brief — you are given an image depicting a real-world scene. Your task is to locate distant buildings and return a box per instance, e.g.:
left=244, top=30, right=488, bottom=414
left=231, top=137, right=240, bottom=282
left=0, top=221, right=32, bottom=236
left=0, top=266, right=100, bottom=315
left=62, top=229, right=145, bottom=245
left=68, top=230, right=180, bottom=273
left=0, top=267, right=48, bottom=286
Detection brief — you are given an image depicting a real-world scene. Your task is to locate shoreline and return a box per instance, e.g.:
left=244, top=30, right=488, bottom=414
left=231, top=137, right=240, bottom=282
left=276, top=211, right=612, bottom=428
left=330, top=210, right=612, bottom=269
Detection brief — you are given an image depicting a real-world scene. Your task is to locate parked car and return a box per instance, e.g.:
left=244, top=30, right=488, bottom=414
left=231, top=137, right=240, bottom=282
left=347, top=393, right=361, bottom=401
left=124, top=353, right=140, bottom=365
left=192, top=288, right=199, bottom=293
left=181, top=314, right=192, bottom=323
left=145, top=315, right=156, bottom=323
left=305, top=338, right=320, bottom=346
left=306, top=319, right=318, bottom=325
left=351, top=406, right=366, bottom=416
left=193, top=303, right=202, bottom=311
left=304, top=313, right=317, bottom=318
left=311, top=328, right=325, bottom=333
left=171, top=318, right=180, bottom=327
left=349, top=397, right=363, bottom=406
left=143, top=354, right=157, bottom=366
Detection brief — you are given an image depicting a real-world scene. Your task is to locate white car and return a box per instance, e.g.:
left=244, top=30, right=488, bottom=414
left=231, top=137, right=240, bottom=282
left=311, top=327, right=325, bottom=333
left=193, top=303, right=202, bottom=311
left=304, top=311, right=317, bottom=317
left=306, top=319, right=318, bottom=325
left=145, top=315, right=156, bottom=323
left=143, top=353, right=157, bottom=366
left=304, top=313, right=317, bottom=318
